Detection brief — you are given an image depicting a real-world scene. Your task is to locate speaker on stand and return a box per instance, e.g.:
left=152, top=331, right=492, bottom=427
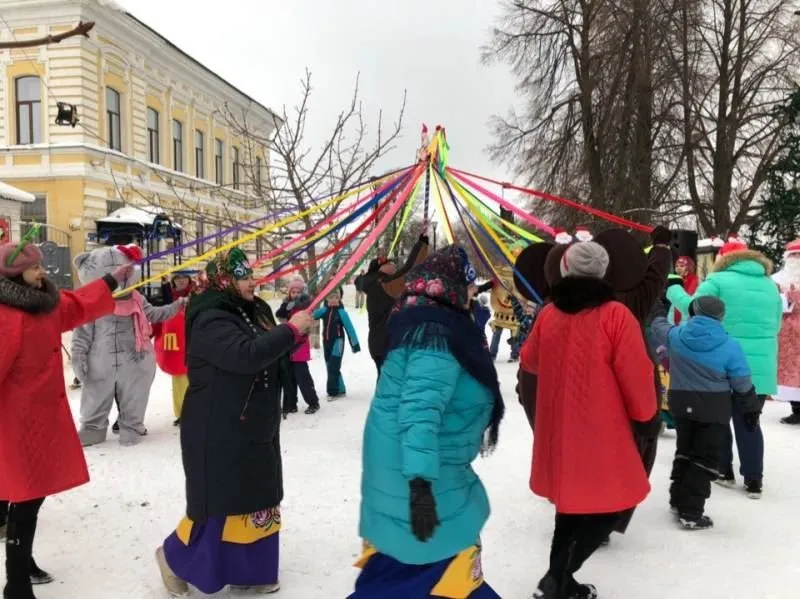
left=670, top=230, right=698, bottom=265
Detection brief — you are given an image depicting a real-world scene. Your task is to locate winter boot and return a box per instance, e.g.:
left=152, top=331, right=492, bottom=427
left=745, top=479, right=762, bottom=499
left=678, top=514, right=714, bottom=530
left=533, top=574, right=558, bottom=599
left=28, top=560, right=52, bottom=586
left=4, top=520, right=37, bottom=599
left=780, top=412, right=800, bottom=425
left=304, top=405, right=320, bottom=415
left=230, top=583, right=281, bottom=594
left=714, top=468, right=736, bottom=489
left=155, top=546, right=189, bottom=597
left=566, top=579, right=598, bottom=599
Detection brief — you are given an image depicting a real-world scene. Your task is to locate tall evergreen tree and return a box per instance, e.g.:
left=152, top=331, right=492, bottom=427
left=749, top=90, right=800, bottom=267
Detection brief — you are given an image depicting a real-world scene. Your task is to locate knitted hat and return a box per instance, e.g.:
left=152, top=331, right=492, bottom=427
left=689, top=296, right=725, bottom=321
left=560, top=241, right=610, bottom=279
left=403, top=244, right=477, bottom=308
left=718, top=235, right=747, bottom=257
left=287, top=277, right=305, bottom=293
left=0, top=242, right=43, bottom=278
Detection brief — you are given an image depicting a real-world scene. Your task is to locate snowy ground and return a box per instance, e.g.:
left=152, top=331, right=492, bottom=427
left=8, top=294, right=800, bottom=598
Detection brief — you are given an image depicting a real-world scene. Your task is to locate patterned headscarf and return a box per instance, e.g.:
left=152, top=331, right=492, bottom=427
left=401, top=244, right=477, bottom=310
left=205, top=248, right=253, bottom=288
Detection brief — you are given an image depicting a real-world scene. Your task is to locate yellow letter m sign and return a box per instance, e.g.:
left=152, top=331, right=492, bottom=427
left=163, top=333, right=180, bottom=352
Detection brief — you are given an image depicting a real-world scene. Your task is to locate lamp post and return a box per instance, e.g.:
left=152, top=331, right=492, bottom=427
left=432, top=221, right=438, bottom=250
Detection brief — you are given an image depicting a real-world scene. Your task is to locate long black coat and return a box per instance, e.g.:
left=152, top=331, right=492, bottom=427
left=181, top=303, right=296, bottom=520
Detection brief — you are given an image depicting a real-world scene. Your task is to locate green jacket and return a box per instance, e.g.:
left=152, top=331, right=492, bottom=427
left=667, top=250, right=782, bottom=395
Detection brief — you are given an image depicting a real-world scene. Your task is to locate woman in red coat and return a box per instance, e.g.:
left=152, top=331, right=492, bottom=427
left=520, top=242, right=657, bottom=599
left=0, top=240, right=131, bottom=599
left=673, top=256, right=699, bottom=324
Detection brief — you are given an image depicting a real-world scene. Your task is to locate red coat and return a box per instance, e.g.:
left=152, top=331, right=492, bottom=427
left=153, top=309, right=187, bottom=376
left=520, top=300, right=656, bottom=514
left=0, top=279, right=114, bottom=502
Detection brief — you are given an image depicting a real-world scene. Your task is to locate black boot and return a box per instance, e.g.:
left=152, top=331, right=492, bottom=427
left=4, top=520, right=37, bottom=599
left=29, top=559, right=52, bottom=586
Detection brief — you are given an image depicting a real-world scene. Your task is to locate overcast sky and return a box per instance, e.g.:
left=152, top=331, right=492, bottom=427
left=118, top=0, right=517, bottom=182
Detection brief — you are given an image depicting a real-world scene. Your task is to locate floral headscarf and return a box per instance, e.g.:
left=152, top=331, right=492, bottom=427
left=204, top=248, right=253, bottom=288
left=402, top=244, right=477, bottom=309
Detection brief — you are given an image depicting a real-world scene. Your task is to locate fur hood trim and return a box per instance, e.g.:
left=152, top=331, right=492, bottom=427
left=713, top=249, right=773, bottom=275
left=0, top=276, right=60, bottom=314
left=551, top=276, right=616, bottom=314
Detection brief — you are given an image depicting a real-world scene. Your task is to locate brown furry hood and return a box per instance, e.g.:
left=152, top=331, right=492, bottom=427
left=713, top=249, right=773, bottom=276
left=0, top=276, right=60, bottom=314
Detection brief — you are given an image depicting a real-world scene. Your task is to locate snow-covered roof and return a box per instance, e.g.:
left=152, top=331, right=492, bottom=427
left=0, top=181, right=35, bottom=203
left=97, top=205, right=182, bottom=229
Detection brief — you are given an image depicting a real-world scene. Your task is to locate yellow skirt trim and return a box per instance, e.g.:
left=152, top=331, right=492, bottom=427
left=175, top=508, right=282, bottom=546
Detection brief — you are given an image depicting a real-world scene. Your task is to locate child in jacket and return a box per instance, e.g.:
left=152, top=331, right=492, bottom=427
left=650, top=295, right=762, bottom=530
left=508, top=295, right=537, bottom=362
left=312, top=288, right=360, bottom=398
left=276, top=278, right=320, bottom=415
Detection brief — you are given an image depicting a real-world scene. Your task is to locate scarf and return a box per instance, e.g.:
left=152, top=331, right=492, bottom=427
left=0, top=276, right=60, bottom=314
left=386, top=303, right=504, bottom=452
left=114, top=292, right=152, bottom=352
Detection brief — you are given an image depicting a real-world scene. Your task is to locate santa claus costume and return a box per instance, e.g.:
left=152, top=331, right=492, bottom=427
left=773, top=239, right=800, bottom=424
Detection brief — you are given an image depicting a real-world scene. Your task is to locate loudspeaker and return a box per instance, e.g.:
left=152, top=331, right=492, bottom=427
left=670, top=229, right=697, bottom=263
left=499, top=208, right=514, bottom=224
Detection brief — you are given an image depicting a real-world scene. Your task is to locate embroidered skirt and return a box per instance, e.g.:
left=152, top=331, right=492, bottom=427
left=349, top=541, right=500, bottom=599
left=163, top=507, right=280, bottom=595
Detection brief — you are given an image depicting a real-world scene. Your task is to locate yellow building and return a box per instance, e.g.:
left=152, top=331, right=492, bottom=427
left=0, top=0, right=281, bottom=287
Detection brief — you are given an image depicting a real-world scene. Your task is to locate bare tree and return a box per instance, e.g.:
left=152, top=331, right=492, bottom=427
left=221, top=69, right=408, bottom=282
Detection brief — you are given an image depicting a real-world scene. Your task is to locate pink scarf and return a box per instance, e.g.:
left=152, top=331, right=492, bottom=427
left=114, top=292, right=153, bottom=352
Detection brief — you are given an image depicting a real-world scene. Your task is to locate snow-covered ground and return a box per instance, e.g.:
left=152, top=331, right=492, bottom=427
left=9, top=298, right=800, bottom=598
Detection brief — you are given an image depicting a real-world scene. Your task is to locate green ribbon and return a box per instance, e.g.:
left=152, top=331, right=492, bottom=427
left=5, top=223, right=40, bottom=267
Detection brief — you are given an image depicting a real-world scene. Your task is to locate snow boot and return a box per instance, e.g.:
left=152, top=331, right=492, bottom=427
left=155, top=546, right=189, bottom=597
left=4, top=520, right=37, bottom=599
left=780, top=412, right=800, bottom=425
left=714, top=469, right=736, bottom=489
left=29, top=560, right=52, bottom=586
left=112, top=420, right=120, bottom=434
left=173, top=418, right=181, bottom=427
left=745, top=479, right=762, bottom=499
left=533, top=574, right=558, bottom=599
left=678, top=514, right=714, bottom=530
left=567, top=581, right=598, bottom=599
left=230, top=583, right=280, bottom=594
left=304, top=405, right=320, bottom=415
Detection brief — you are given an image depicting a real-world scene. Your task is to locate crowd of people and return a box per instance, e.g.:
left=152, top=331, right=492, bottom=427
left=0, top=219, right=798, bottom=599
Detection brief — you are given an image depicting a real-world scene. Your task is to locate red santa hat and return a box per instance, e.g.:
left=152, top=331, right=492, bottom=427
left=116, top=244, right=143, bottom=262
left=785, top=239, right=800, bottom=256
left=553, top=227, right=573, bottom=244
left=717, top=234, right=748, bottom=257
left=574, top=226, right=593, bottom=242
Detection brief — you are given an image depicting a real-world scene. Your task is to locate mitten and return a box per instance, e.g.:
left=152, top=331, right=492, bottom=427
left=633, top=414, right=663, bottom=439
left=409, top=478, right=439, bottom=542
left=650, top=225, right=672, bottom=246
left=743, top=411, right=761, bottom=433
left=666, top=274, right=684, bottom=288
left=351, top=344, right=361, bottom=354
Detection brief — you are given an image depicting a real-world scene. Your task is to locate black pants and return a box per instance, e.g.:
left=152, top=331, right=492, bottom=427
left=4, top=497, right=45, bottom=595
left=546, top=512, right=622, bottom=595
left=282, top=362, right=320, bottom=410
left=670, top=419, right=726, bottom=519
left=791, top=401, right=800, bottom=414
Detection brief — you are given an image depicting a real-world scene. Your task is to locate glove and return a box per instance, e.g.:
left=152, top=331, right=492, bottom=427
left=743, top=411, right=761, bottom=433
left=666, top=275, right=683, bottom=288
left=351, top=344, right=361, bottom=354
left=650, top=225, right=672, bottom=246
left=409, top=478, right=439, bottom=542
left=633, top=414, right=663, bottom=439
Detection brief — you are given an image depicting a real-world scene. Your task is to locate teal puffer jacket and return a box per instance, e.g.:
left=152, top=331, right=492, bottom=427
left=667, top=250, right=782, bottom=395
left=359, top=346, right=493, bottom=565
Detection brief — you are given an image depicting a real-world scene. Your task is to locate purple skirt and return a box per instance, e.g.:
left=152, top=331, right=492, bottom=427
left=163, top=516, right=279, bottom=595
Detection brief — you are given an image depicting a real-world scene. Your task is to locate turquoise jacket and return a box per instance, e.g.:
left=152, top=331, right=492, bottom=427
left=667, top=250, right=782, bottom=395
left=359, top=346, right=493, bottom=565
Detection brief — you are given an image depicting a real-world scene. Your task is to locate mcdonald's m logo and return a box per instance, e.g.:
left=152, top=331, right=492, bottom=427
left=163, top=333, right=180, bottom=352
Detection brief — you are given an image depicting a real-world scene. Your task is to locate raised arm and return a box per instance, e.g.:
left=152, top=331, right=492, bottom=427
left=667, top=277, right=721, bottom=317
left=312, top=306, right=328, bottom=320
left=383, top=236, right=430, bottom=298
left=71, top=322, right=94, bottom=382
left=188, top=310, right=298, bottom=375
left=141, top=294, right=184, bottom=324
left=398, top=348, right=460, bottom=482
left=615, top=245, right=672, bottom=322
left=58, top=276, right=116, bottom=332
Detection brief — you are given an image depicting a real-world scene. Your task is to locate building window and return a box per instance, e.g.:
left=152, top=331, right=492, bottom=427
left=147, top=108, right=160, bottom=164
left=106, top=87, right=122, bottom=151
left=106, top=200, right=124, bottom=215
left=196, top=216, right=205, bottom=255
left=20, top=195, right=47, bottom=240
left=172, top=120, right=183, bottom=172
left=195, top=130, right=205, bottom=179
left=15, top=76, right=41, bottom=145
left=255, top=156, right=263, bottom=192
left=214, top=139, right=224, bottom=185
left=232, top=147, right=241, bottom=190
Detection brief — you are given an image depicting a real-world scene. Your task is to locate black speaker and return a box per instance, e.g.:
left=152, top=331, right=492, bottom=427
left=499, top=207, right=514, bottom=224
left=670, top=229, right=697, bottom=263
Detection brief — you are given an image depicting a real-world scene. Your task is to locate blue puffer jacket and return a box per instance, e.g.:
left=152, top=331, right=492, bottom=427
left=359, top=346, right=493, bottom=565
